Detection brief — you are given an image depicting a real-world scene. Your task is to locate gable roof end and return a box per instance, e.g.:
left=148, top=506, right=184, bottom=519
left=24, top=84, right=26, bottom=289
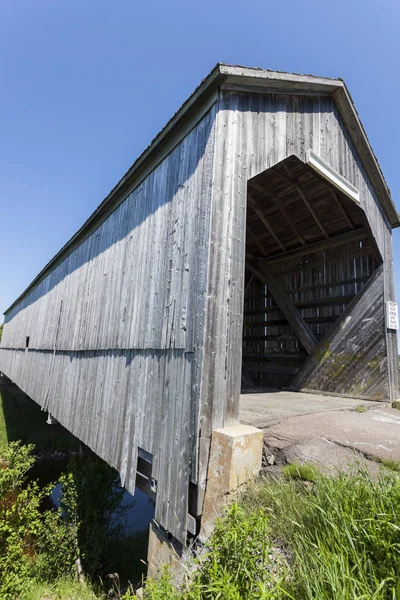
left=218, top=64, right=399, bottom=230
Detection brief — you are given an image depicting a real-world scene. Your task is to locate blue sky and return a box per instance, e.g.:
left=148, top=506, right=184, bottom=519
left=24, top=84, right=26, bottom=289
left=1, top=0, right=399, bottom=320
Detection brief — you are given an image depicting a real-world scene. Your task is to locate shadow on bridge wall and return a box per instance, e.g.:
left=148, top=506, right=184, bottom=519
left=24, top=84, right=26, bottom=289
left=0, top=377, right=79, bottom=451
left=4, top=108, right=215, bottom=327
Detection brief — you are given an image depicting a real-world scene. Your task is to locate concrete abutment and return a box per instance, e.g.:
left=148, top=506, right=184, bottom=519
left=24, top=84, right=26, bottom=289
left=146, top=424, right=263, bottom=578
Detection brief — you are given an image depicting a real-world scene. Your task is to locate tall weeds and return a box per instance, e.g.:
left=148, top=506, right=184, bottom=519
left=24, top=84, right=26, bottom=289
left=144, top=466, right=400, bottom=599
left=244, top=466, right=400, bottom=599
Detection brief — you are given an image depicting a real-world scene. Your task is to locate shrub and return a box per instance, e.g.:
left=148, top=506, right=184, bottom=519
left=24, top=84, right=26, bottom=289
left=0, top=441, right=77, bottom=598
left=144, top=502, right=288, bottom=600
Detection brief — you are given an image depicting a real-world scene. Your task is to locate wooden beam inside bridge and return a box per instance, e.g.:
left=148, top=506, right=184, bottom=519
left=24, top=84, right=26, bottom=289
left=246, top=261, right=318, bottom=355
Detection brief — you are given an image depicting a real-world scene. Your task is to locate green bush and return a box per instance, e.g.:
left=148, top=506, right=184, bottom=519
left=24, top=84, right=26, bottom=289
left=0, top=441, right=78, bottom=598
left=143, top=567, right=180, bottom=600
left=0, top=441, right=146, bottom=597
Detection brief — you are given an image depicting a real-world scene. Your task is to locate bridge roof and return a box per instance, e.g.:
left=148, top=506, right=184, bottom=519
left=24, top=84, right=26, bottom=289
left=5, top=63, right=399, bottom=315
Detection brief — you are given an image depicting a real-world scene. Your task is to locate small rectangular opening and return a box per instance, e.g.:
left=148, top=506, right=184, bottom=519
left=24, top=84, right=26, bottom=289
left=136, top=447, right=156, bottom=499
left=25, top=336, right=30, bottom=348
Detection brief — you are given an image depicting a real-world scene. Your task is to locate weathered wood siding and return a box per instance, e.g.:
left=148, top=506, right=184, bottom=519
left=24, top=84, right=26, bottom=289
left=196, top=89, right=398, bottom=503
left=0, top=104, right=217, bottom=543
left=243, top=236, right=378, bottom=390
left=2, top=108, right=216, bottom=355
left=291, top=264, right=388, bottom=399
left=0, top=348, right=192, bottom=539
left=1, top=82, right=397, bottom=533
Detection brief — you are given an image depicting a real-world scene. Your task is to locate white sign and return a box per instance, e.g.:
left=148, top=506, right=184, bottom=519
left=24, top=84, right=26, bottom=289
left=386, top=301, right=399, bottom=330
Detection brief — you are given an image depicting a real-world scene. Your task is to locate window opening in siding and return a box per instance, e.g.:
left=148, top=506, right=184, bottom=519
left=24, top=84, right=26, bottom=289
left=136, top=448, right=157, bottom=498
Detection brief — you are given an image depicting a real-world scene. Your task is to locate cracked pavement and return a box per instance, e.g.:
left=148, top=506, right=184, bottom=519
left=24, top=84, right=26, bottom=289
left=240, top=390, right=400, bottom=472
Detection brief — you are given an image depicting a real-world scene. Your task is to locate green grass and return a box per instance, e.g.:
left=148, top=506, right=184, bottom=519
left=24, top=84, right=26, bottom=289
left=355, top=404, right=367, bottom=413
left=143, top=466, right=400, bottom=599
left=22, top=577, right=100, bottom=600
left=376, top=456, right=400, bottom=472
left=281, top=461, right=320, bottom=482
left=245, top=467, right=400, bottom=599
left=361, top=451, right=400, bottom=473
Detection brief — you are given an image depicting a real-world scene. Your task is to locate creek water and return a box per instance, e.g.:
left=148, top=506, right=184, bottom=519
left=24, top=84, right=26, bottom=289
left=29, top=457, right=155, bottom=533
left=28, top=455, right=155, bottom=575
left=1, top=381, right=154, bottom=583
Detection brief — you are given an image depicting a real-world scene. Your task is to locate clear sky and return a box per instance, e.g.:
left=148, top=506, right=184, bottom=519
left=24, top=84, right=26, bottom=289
left=1, top=0, right=399, bottom=321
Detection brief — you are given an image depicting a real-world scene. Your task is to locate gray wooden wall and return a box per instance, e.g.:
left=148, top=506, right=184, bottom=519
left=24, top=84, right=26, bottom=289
left=1, top=84, right=397, bottom=536
left=0, top=104, right=217, bottom=543
left=242, top=236, right=378, bottom=391
left=196, top=88, right=398, bottom=505
left=292, top=264, right=388, bottom=398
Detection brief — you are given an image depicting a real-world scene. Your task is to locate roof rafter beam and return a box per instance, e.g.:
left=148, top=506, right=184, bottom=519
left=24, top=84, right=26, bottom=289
left=330, top=189, right=354, bottom=230
left=276, top=164, right=329, bottom=238
left=246, top=222, right=269, bottom=257
left=244, top=273, right=255, bottom=296
left=248, top=194, right=285, bottom=251
left=263, top=227, right=367, bottom=265
left=246, top=261, right=318, bottom=355
left=248, top=181, right=306, bottom=246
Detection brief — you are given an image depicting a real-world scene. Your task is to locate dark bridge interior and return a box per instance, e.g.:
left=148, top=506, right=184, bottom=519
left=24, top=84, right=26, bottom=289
left=242, top=155, right=380, bottom=391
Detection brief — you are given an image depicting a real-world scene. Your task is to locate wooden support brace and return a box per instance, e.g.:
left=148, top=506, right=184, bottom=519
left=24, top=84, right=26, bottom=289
left=246, top=261, right=318, bottom=355
left=265, top=227, right=367, bottom=265
left=249, top=181, right=306, bottom=246
left=246, top=223, right=269, bottom=257
left=244, top=273, right=255, bottom=296
left=277, top=165, right=329, bottom=238
left=330, top=189, right=354, bottom=230
left=248, top=195, right=285, bottom=251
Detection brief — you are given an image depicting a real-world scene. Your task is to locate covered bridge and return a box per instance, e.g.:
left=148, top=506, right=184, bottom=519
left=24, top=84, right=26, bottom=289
left=0, top=64, right=399, bottom=551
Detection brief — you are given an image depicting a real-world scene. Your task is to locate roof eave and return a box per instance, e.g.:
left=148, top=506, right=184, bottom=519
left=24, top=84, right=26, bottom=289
left=332, top=83, right=399, bottom=229
left=219, top=65, right=399, bottom=228
left=4, top=64, right=399, bottom=314
left=4, top=63, right=228, bottom=315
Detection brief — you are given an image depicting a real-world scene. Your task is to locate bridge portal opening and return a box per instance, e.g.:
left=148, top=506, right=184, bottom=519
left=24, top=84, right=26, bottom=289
left=242, top=154, right=380, bottom=392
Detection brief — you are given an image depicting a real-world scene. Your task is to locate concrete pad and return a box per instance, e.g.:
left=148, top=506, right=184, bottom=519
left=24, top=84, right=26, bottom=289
left=240, top=390, right=383, bottom=429
left=263, top=408, right=400, bottom=474
left=240, top=390, right=399, bottom=473
left=147, top=521, right=182, bottom=579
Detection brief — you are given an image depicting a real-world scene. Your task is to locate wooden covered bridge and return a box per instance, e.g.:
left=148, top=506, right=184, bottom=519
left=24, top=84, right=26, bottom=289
left=0, top=64, right=399, bottom=560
